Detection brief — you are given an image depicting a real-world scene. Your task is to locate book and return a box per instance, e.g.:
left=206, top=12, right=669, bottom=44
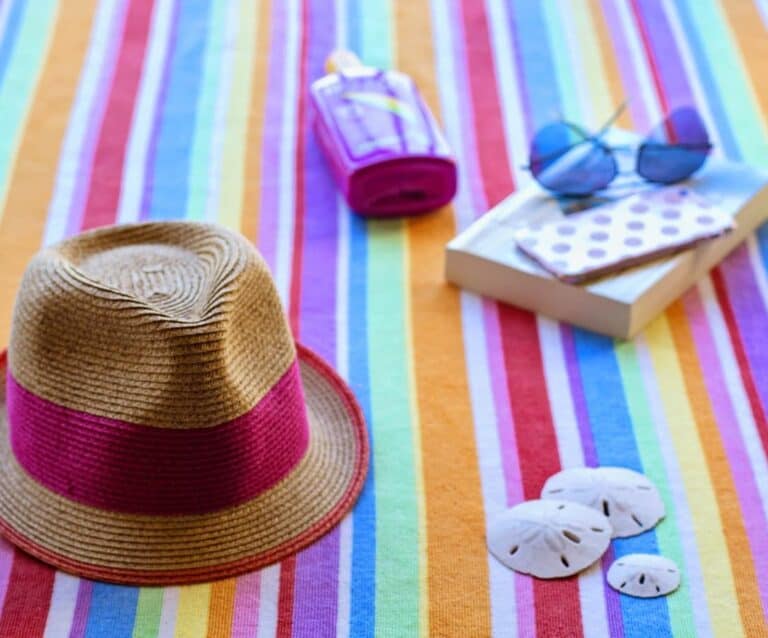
left=445, top=145, right=768, bottom=339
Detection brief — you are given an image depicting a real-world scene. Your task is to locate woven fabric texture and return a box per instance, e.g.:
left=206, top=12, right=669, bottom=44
left=0, top=0, right=767, bottom=636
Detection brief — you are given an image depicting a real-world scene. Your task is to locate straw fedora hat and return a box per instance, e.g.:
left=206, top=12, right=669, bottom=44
left=0, top=222, right=368, bottom=585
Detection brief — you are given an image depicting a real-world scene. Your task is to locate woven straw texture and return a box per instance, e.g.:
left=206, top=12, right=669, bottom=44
left=0, top=0, right=767, bottom=636
left=0, top=222, right=369, bottom=585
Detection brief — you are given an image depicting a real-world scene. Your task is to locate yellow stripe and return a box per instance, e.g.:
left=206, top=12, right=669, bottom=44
left=174, top=584, right=212, bottom=638
left=218, top=0, right=259, bottom=231
left=0, top=0, right=98, bottom=346
left=241, top=0, right=272, bottom=243
left=645, top=315, right=744, bottom=637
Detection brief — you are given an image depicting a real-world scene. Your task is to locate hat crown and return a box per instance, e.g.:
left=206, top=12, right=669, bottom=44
left=9, top=222, right=297, bottom=429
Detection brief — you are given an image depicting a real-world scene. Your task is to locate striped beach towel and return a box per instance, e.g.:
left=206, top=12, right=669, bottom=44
left=0, top=1, right=766, bottom=636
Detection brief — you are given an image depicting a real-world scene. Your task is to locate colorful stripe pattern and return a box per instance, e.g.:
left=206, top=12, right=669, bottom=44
left=0, top=0, right=766, bottom=635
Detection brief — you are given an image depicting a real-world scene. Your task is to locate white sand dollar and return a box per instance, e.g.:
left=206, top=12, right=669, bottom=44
left=487, top=499, right=612, bottom=579
left=541, top=467, right=665, bottom=538
left=607, top=554, right=681, bottom=598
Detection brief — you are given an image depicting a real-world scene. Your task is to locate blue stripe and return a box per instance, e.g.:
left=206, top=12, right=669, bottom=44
left=347, top=203, right=376, bottom=638
left=0, top=0, right=25, bottom=89
left=508, top=0, right=562, bottom=131
left=145, top=0, right=212, bottom=220
left=573, top=329, right=672, bottom=638
left=83, top=584, right=139, bottom=638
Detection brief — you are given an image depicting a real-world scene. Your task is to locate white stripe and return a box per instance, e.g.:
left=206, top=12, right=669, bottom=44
left=634, top=336, right=714, bottom=638
left=697, top=276, right=768, bottom=510
left=612, top=0, right=663, bottom=127
left=335, top=196, right=350, bottom=381
left=537, top=317, right=611, bottom=638
left=0, top=1, right=13, bottom=45
left=204, top=0, right=240, bottom=223
left=273, top=0, right=301, bottom=304
left=255, top=564, right=281, bottom=638
left=42, top=573, right=80, bottom=638
left=335, top=515, right=353, bottom=638
left=156, top=587, right=181, bottom=638
left=42, top=0, right=124, bottom=245
left=484, top=0, right=532, bottom=189
left=115, top=0, right=175, bottom=225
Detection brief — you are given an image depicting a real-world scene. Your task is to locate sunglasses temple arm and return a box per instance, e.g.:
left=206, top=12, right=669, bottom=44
left=593, top=100, right=628, bottom=139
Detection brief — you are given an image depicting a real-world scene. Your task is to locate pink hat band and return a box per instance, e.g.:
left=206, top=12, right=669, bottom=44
left=7, top=360, right=310, bottom=516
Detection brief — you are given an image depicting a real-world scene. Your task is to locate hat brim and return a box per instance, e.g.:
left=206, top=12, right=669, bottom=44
left=0, top=344, right=368, bottom=585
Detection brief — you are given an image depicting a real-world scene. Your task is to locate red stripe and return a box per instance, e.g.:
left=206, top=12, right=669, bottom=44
left=459, top=0, right=515, bottom=207
left=711, top=268, right=768, bottom=455
left=0, top=551, right=54, bottom=636
left=288, top=0, right=310, bottom=335
left=629, top=0, right=670, bottom=116
left=276, top=557, right=296, bottom=638
left=498, top=304, right=584, bottom=638
left=80, top=0, right=155, bottom=230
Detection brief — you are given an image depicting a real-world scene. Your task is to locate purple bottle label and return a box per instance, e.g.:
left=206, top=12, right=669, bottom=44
left=314, top=70, right=451, bottom=165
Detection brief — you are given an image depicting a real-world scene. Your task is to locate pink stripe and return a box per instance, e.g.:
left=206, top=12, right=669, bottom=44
left=0, top=540, right=15, bottom=614
left=684, top=288, right=768, bottom=613
left=231, top=572, right=261, bottom=637
left=7, top=361, right=309, bottom=515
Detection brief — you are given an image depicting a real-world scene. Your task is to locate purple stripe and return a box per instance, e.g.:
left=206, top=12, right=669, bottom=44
left=718, top=245, right=768, bottom=429
left=291, top=0, right=340, bottom=635
left=0, top=540, right=14, bottom=615
left=256, top=0, right=289, bottom=271
left=683, top=286, right=768, bottom=614
left=561, top=324, right=624, bottom=638
left=231, top=572, right=261, bottom=637
left=66, top=0, right=130, bottom=237
left=630, top=0, right=695, bottom=108
left=138, top=0, right=180, bottom=221
left=67, top=581, right=93, bottom=638
left=599, top=0, right=654, bottom=131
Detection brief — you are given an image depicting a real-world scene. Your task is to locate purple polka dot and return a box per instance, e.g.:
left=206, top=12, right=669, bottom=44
left=593, top=214, right=612, bottom=225
left=557, top=224, right=576, bottom=236
left=630, top=203, right=649, bottom=214
left=697, top=200, right=711, bottom=209
left=696, top=215, right=714, bottom=225
left=550, top=259, right=568, bottom=269
left=587, top=248, right=606, bottom=259
left=552, top=243, right=571, bottom=254
left=661, top=226, right=679, bottom=236
left=625, top=237, right=643, bottom=247
left=662, top=208, right=680, bottom=220
left=664, top=193, right=682, bottom=204
left=518, top=236, right=538, bottom=248
left=590, top=231, right=609, bottom=241
left=627, top=220, right=644, bottom=231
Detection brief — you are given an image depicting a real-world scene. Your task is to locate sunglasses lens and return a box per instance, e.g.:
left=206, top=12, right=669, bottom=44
left=638, top=107, right=711, bottom=183
left=530, top=123, right=616, bottom=196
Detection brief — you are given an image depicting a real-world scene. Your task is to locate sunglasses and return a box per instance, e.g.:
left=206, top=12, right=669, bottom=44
left=527, top=105, right=712, bottom=197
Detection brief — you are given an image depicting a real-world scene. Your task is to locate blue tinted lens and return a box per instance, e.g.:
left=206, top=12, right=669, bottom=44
left=638, top=107, right=711, bottom=183
left=530, top=123, right=616, bottom=196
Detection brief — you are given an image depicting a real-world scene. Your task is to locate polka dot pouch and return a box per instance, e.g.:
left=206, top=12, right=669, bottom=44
left=514, top=186, right=734, bottom=284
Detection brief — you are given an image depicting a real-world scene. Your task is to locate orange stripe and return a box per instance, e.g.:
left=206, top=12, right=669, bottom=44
left=0, top=0, right=99, bottom=346
left=585, top=0, right=633, bottom=129
left=240, top=0, right=273, bottom=244
left=206, top=578, right=238, bottom=637
left=666, top=300, right=765, bottom=636
left=394, top=1, right=491, bottom=636
left=719, top=1, right=768, bottom=121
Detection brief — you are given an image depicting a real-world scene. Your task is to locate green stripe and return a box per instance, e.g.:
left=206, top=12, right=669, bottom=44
left=185, top=0, right=229, bottom=220
left=679, top=0, right=768, bottom=165
left=131, top=588, right=164, bottom=638
left=0, top=0, right=58, bottom=215
left=359, top=2, right=420, bottom=636
left=615, top=342, right=696, bottom=638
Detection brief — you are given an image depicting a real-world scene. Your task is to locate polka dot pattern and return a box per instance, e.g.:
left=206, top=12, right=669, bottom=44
left=514, top=186, right=734, bottom=283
